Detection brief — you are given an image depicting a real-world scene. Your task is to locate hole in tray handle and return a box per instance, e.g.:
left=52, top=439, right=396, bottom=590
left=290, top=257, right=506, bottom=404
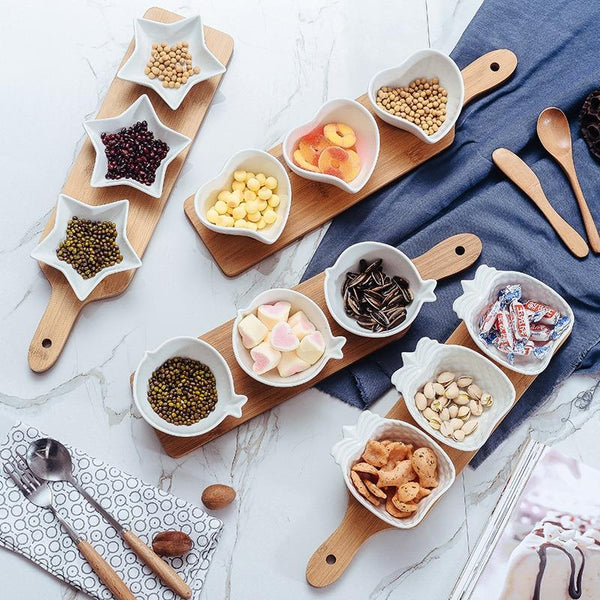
left=325, top=554, right=337, bottom=565
left=455, top=245, right=466, bottom=256
left=490, top=62, right=500, bottom=72
left=42, top=338, right=52, bottom=349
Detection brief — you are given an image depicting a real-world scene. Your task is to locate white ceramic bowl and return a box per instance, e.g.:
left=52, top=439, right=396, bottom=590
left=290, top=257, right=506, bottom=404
left=331, top=410, right=455, bottom=529
left=232, top=288, right=346, bottom=388
left=323, top=241, right=437, bottom=338
left=133, top=336, right=247, bottom=437
left=391, top=337, right=516, bottom=451
left=195, top=149, right=292, bottom=244
left=30, top=194, right=142, bottom=301
left=282, top=98, right=380, bottom=194
left=368, top=49, right=464, bottom=145
left=453, top=265, right=574, bottom=375
left=117, top=16, right=226, bottom=111
left=83, top=94, right=191, bottom=198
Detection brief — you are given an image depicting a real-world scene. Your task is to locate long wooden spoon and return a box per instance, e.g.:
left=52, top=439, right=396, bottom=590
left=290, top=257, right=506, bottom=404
left=492, top=148, right=589, bottom=258
left=537, top=107, right=600, bottom=253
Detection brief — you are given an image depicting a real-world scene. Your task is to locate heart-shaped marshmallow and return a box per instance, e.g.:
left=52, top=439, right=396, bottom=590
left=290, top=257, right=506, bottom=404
left=296, top=331, right=325, bottom=365
left=277, top=351, right=311, bottom=377
left=250, top=341, right=282, bottom=375
left=270, top=321, right=300, bottom=352
left=257, top=301, right=291, bottom=330
left=288, top=310, right=316, bottom=340
left=238, top=313, right=268, bottom=349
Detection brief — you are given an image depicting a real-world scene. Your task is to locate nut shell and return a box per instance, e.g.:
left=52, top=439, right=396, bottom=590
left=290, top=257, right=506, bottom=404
left=152, top=531, right=193, bottom=557
left=202, top=484, right=236, bottom=510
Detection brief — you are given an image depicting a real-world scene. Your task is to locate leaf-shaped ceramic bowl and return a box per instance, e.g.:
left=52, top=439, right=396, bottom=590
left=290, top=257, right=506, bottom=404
left=323, top=241, right=437, bottom=338
left=30, top=194, right=142, bottom=301
left=195, top=149, right=292, bottom=244
left=391, top=337, right=516, bottom=451
left=331, top=410, right=455, bottom=529
left=232, top=288, right=346, bottom=387
left=367, top=49, right=464, bottom=144
left=282, top=98, right=380, bottom=193
left=452, top=265, right=574, bottom=375
left=133, top=336, right=247, bottom=437
left=83, top=94, right=191, bottom=198
left=117, top=15, right=227, bottom=111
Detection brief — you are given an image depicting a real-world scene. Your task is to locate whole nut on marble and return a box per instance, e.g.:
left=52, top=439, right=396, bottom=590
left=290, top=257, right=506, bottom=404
left=152, top=531, right=193, bottom=557
left=202, top=484, right=236, bottom=510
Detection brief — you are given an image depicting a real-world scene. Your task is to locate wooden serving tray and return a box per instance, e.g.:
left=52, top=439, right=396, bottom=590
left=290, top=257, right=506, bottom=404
left=305, top=325, right=545, bottom=588
left=151, top=232, right=483, bottom=458
left=28, top=7, right=234, bottom=373
left=186, top=49, right=517, bottom=277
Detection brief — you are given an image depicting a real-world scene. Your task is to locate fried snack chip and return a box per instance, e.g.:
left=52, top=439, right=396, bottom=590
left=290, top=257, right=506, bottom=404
left=361, top=440, right=390, bottom=467
left=349, top=438, right=440, bottom=520
left=411, top=447, right=439, bottom=488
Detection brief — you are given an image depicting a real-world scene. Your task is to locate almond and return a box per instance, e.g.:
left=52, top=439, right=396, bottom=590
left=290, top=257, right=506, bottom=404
left=201, top=484, right=236, bottom=510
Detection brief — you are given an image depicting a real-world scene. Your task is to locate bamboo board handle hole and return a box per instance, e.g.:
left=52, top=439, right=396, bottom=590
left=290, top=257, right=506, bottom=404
left=325, top=554, right=337, bottom=565
left=490, top=62, right=500, bottom=72
left=41, top=338, right=52, bottom=349
left=455, top=245, right=466, bottom=255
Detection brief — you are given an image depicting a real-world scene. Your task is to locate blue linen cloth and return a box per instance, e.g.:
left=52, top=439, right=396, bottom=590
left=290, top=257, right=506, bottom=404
left=302, top=0, right=600, bottom=464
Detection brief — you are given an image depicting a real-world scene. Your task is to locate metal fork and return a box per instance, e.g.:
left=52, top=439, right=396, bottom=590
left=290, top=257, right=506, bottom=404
left=3, top=452, right=136, bottom=600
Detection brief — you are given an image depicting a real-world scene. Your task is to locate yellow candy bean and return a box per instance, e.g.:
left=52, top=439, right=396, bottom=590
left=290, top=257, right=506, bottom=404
left=258, top=187, right=272, bottom=201
left=245, top=200, right=259, bottom=214
left=246, top=222, right=258, bottom=231
left=268, top=194, right=280, bottom=208
left=232, top=180, right=245, bottom=192
left=246, top=211, right=261, bottom=222
left=246, top=177, right=260, bottom=192
left=256, top=173, right=266, bottom=186
left=214, top=200, right=227, bottom=215
left=243, top=189, right=257, bottom=202
left=217, top=214, right=234, bottom=227
left=245, top=172, right=255, bottom=180
left=257, top=200, right=268, bottom=212
left=217, top=190, right=230, bottom=202
left=232, top=205, right=247, bottom=220
left=233, top=170, right=247, bottom=182
left=206, top=208, right=219, bottom=224
left=265, top=176, right=278, bottom=190
left=263, top=209, right=277, bottom=224
left=256, top=218, right=267, bottom=230
left=234, top=219, right=248, bottom=228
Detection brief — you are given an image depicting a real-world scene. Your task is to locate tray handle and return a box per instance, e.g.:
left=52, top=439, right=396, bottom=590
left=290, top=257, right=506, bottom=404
left=461, top=49, right=517, bottom=107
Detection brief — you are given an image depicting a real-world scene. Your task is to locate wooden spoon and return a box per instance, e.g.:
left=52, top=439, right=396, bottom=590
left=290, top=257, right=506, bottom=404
left=492, top=148, right=589, bottom=258
left=537, top=107, right=600, bottom=253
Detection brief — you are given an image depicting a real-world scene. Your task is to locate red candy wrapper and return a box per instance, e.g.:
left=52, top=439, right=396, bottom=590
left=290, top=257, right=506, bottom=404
left=529, top=322, right=552, bottom=342
left=523, top=300, right=559, bottom=325
left=496, top=310, right=514, bottom=348
left=509, top=302, right=531, bottom=340
left=480, top=300, right=501, bottom=334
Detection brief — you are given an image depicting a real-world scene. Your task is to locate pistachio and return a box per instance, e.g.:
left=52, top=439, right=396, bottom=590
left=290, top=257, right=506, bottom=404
left=471, top=402, right=483, bottom=417
left=454, top=391, right=470, bottom=406
left=423, top=382, right=436, bottom=400
left=462, top=420, right=479, bottom=435
left=431, top=398, right=444, bottom=412
left=457, top=376, right=473, bottom=388
left=449, top=418, right=464, bottom=431
left=428, top=418, right=441, bottom=430
left=415, top=392, right=428, bottom=411
left=448, top=404, right=459, bottom=419
left=440, top=421, right=453, bottom=437
left=467, top=384, right=482, bottom=400
left=452, top=429, right=466, bottom=442
left=423, top=407, right=437, bottom=421
left=433, top=382, right=446, bottom=396
left=480, top=392, right=494, bottom=407
left=445, top=382, right=459, bottom=399
left=457, top=406, right=471, bottom=420
left=440, top=407, right=450, bottom=421
left=437, top=371, right=455, bottom=386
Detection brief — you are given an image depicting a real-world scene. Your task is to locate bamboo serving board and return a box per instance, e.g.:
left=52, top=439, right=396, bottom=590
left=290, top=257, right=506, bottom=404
left=28, top=7, right=234, bottom=373
left=151, top=232, right=483, bottom=458
left=186, top=49, right=517, bottom=277
left=305, top=326, right=548, bottom=588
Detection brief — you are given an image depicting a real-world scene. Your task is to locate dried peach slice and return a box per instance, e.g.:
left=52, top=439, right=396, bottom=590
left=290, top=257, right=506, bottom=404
left=293, top=149, right=320, bottom=173
left=324, top=123, right=357, bottom=148
left=297, top=131, right=332, bottom=165
left=318, top=146, right=361, bottom=182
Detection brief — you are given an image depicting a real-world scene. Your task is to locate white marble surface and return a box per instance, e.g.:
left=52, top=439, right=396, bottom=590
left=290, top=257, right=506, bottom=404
left=1, top=1, right=599, bottom=599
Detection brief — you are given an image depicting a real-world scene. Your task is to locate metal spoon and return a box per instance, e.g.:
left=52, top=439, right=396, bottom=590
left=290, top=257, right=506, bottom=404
left=27, top=438, right=191, bottom=600
left=537, top=107, right=600, bottom=253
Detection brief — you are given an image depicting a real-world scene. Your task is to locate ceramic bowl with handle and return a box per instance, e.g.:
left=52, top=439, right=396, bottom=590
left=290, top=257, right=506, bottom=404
left=195, top=148, right=292, bottom=244
left=133, top=336, right=247, bottom=437
left=232, top=288, right=346, bottom=387
left=391, top=337, right=516, bottom=451
left=324, top=241, right=437, bottom=338
left=282, top=98, right=380, bottom=194
left=452, top=265, right=574, bottom=375
left=331, top=410, right=455, bottom=529
left=30, top=194, right=142, bottom=302
left=368, top=49, right=464, bottom=145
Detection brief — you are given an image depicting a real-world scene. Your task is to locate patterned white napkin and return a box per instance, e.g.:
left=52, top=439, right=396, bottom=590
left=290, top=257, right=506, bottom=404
left=0, top=423, right=223, bottom=599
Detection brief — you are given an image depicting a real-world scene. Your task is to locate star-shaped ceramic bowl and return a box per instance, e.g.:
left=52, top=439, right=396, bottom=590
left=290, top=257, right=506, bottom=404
left=282, top=98, right=380, bottom=194
left=367, top=49, right=464, bottom=145
left=117, top=15, right=226, bottom=110
left=195, top=149, right=292, bottom=244
left=83, top=94, right=191, bottom=198
left=30, top=194, right=142, bottom=301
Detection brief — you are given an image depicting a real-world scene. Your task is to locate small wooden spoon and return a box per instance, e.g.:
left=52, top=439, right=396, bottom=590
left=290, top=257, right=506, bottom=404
left=492, top=148, right=589, bottom=258
left=537, top=107, right=600, bottom=253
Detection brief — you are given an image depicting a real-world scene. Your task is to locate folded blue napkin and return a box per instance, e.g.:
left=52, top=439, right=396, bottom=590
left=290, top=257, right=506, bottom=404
left=302, top=0, right=600, bottom=464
